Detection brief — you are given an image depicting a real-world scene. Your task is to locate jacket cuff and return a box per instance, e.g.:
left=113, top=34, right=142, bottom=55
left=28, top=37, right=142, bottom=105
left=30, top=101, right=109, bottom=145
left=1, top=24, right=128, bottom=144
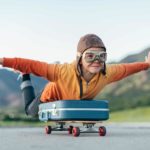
left=3, top=58, right=15, bottom=68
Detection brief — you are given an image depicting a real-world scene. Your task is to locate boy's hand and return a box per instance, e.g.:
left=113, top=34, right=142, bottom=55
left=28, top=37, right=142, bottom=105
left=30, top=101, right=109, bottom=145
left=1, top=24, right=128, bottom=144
left=0, top=58, right=4, bottom=65
left=145, top=52, right=150, bottom=68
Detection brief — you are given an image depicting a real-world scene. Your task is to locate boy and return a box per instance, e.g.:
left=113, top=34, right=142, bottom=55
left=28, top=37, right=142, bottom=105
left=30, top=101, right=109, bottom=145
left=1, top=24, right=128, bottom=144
left=0, top=34, right=150, bottom=116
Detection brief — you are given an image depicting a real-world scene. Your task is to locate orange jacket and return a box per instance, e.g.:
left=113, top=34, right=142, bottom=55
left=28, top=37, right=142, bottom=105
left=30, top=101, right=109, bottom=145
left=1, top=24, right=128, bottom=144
left=3, top=58, right=149, bottom=102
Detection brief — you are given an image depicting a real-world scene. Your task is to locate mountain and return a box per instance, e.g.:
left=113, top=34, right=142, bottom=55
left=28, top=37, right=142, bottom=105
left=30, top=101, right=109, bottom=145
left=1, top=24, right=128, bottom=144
left=0, top=69, right=48, bottom=108
left=96, top=47, right=150, bottom=111
left=120, top=47, right=150, bottom=63
left=0, top=47, right=150, bottom=112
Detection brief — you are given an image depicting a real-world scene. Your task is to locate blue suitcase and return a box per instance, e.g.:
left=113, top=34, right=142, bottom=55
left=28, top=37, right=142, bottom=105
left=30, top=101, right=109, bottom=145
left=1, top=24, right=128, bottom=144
left=38, top=100, right=109, bottom=122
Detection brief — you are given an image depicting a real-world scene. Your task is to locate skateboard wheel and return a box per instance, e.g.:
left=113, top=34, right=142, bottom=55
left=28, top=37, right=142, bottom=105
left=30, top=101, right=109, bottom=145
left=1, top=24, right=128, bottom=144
left=68, top=125, right=73, bottom=134
left=99, top=126, right=106, bottom=136
left=72, top=127, right=80, bottom=137
left=45, top=126, right=52, bottom=134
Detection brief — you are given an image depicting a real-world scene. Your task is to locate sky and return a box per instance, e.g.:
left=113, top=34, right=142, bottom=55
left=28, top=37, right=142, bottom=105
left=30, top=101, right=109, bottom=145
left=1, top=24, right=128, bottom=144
left=0, top=0, right=150, bottom=63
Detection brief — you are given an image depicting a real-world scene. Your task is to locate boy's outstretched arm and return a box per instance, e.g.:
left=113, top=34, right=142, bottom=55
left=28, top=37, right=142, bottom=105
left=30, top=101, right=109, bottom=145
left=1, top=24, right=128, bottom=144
left=106, top=52, right=150, bottom=83
left=0, top=57, right=59, bottom=81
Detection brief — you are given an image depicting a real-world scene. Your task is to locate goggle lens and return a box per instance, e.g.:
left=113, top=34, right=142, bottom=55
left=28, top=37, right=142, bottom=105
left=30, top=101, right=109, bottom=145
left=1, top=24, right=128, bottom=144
left=83, top=50, right=107, bottom=63
left=85, top=53, right=95, bottom=60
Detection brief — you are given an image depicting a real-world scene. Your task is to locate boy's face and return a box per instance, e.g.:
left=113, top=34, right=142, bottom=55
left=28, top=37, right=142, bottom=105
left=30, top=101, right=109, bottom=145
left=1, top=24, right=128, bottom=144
left=80, top=47, right=106, bottom=74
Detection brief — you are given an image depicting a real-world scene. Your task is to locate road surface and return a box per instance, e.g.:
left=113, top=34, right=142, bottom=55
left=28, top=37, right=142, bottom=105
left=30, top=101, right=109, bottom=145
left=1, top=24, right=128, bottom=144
left=1, top=123, right=150, bottom=150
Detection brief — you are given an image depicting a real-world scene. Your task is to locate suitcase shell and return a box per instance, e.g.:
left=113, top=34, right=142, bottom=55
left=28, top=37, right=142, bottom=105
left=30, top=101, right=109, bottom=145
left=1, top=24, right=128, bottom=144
left=38, top=100, right=109, bottom=121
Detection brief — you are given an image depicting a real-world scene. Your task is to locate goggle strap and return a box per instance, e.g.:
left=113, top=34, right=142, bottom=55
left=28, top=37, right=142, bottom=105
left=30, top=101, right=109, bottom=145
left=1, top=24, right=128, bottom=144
left=77, top=52, right=82, bottom=57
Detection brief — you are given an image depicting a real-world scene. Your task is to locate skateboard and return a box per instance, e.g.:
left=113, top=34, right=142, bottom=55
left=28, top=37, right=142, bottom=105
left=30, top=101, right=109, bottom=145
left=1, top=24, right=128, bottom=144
left=38, top=100, right=109, bottom=137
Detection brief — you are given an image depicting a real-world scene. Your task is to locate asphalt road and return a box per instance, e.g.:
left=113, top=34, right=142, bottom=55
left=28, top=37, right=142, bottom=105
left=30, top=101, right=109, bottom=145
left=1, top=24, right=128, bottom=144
left=1, top=123, right=150, bottom=150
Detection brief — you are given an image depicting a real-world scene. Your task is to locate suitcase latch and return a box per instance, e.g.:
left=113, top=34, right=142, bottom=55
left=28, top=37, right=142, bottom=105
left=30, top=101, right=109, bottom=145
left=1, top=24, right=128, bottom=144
left=52, top=104, right=59, bottom=116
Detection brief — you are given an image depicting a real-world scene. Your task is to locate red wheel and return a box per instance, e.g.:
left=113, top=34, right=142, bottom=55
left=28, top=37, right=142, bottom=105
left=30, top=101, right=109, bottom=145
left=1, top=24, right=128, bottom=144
left=45, top=126, right=52, bottom=134
left=72, top=127, right=80, bottom=137
left=68, top=126, right=73, bottom=134
left=99, top=126, right=106, bottom=136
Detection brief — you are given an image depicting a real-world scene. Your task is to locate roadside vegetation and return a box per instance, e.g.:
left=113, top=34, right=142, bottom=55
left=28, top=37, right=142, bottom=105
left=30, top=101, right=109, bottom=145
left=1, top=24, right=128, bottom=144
left=1, top=106, right=150, bottom=127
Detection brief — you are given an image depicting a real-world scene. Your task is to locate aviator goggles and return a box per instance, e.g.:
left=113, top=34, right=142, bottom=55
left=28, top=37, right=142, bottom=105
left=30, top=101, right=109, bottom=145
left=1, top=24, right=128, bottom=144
left=82, top=50, right=107, bottom=63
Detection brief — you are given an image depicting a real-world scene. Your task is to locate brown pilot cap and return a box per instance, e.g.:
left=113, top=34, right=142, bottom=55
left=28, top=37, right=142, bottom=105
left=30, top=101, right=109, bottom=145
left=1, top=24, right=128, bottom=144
left=77, top=34, right=106, bottom=54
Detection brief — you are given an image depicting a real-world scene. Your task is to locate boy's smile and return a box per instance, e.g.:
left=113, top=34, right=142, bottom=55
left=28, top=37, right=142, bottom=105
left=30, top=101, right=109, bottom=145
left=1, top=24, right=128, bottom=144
left=88, top=62, right=103, bottom=73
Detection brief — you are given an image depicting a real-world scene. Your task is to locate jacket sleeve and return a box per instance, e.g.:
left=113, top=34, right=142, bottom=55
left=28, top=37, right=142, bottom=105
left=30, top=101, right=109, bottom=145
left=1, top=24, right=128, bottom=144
left=3, top=57, right=59, bottom=81
left=106, top=62, right=149, bottom=84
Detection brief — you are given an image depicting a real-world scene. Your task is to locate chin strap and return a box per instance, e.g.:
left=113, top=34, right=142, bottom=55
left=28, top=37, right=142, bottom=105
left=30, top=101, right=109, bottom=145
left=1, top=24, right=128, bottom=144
left=79, top=64, right=83, bottom=99
left=101, top=62, right=106, bottom=75
left=79, top=76, right=83, bottom=99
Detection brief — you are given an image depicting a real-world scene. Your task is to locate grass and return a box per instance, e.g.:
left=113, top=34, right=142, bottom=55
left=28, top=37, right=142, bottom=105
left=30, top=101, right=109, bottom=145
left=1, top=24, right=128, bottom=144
left=1, top=106, right=150, bottom=126
left=109, top=106, right=150, bottom=122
